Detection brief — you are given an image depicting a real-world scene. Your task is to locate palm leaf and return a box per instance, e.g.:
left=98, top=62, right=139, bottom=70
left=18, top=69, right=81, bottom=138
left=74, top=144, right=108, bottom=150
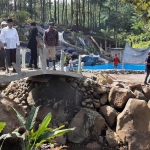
left=35, top=113, right=52, bottom=139
left=12, top=128, right=26, bottom=140
left=0, top=122, right=6, bottom=133
left=36, top=128, right=75, bottom=143
left=11, top=107, right=26, bottom=128
left=25, top=106, right=40, bottom=130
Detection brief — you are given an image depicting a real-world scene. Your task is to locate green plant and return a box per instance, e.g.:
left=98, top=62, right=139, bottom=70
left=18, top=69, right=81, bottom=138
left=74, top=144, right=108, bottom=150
left=12, top=106, right=74, bottom=150
left=9, top=11, right=30, bottom=23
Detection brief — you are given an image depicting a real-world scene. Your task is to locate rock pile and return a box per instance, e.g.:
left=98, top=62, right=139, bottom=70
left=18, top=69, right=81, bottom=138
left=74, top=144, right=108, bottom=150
left=70, top=78, right=150, bottom=150
left=2, top=79, right=35, bottom=115
left=1, top=75, right=150, bottom=150
left=83, top=70, right=145, bottom=75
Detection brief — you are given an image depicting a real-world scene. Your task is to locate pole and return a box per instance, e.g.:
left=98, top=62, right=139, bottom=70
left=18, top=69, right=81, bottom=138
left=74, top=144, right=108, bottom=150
left=60, top=50, right=64, bottom=71
left=78, top=55, right=82, bottom=74
left=22, top=48, right=26, bottom=69
left=81, top=62, right=84, bottom=71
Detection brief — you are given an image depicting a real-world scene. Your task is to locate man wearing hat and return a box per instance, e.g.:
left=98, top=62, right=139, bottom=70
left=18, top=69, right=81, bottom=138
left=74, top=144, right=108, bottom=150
left=0, top=21, right=7, bottom=71
left=43, top=22, right=58, bottom=70
left=1, top=19, right=20, bottom=73
left=27, top=22, right=40, bottom=70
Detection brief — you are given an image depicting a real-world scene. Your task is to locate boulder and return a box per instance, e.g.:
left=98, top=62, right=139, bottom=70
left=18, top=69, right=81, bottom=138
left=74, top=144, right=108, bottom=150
left=67, top=108, right=106, bottom=143
left=55, top=136, right=66, bottom=145
left=85, top=99, right=93, bottom=103
left=97, top=74, right=107, bottom=85
left=106, top=128, right=120, bottom=148
left=86, top=142, right=101, bottom=150
left=108, top=87, right=135, bottom=109
left=134, top=90, right=147, bottom=101
left=96, top=86, right=107, bottom=95
left=8, top=94, right=14, bottom=100
left=129, top=84, right=143, bottom=92
left=143, top=87, right=150, bottom=99
left=27, top=90, right=35, bottom=106
left=100, top=94, right=108, bottom=105
left=100, top=106, right=118, bottom=127
left=112, top=82, right=124, bottom=88
left=148, top=100, right=150, bottom=108
left=81, top=101, right=86, bottom=107
left=97, top=74, right=113, bottom=85
left=0, top=98, right=24, bottom=134
left=116, top=98, right=150, bottom=150
left=14, top=98, right=20, bottom=104
left=26, top=76, right=83, bottom=123
left=93, top=101, right=100, bottom=109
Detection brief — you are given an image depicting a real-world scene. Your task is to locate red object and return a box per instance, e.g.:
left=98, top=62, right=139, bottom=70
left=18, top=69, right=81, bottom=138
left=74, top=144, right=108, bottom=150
left=114, top=57, right=120, bottom=65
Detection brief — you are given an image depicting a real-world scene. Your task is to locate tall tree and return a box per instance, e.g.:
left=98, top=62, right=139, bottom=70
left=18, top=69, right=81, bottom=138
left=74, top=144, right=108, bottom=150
left=62, top=0, right=65, bottom=24
left=54, top=0, right=57, bottom=22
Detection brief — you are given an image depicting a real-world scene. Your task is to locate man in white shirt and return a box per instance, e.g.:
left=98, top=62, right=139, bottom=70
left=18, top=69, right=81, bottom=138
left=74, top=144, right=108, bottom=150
left=1, top=19, right=20, bottom=73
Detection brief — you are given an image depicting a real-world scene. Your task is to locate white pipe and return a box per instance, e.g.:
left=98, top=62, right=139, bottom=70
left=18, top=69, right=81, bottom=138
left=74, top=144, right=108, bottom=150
left=22, top=48, right=26, bottom=69
left=60, top=50, right=64, bottom=71
left=81, top=62, right=84, bottom=70
left=78, top=55, right=82, bottom=74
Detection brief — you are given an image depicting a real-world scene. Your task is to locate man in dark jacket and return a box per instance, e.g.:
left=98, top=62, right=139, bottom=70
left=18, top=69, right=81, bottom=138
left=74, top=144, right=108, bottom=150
left=144, top=52, right=150, bottom=85
left=43, top=22, right=58, bottom=70
left=27, top=22, right=40, bottom=70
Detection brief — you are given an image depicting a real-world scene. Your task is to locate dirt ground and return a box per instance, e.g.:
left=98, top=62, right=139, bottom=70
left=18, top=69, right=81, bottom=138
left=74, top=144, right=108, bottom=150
left=82, top=72, right=146, bottom=85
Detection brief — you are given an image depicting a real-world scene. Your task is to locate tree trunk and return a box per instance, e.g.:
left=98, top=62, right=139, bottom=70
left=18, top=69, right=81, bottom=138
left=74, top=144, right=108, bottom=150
left=49, top=0, right=52, bottom=21
left=40, top=0, right=43, bottom=21
left=65, top=0, right=68, bottom=26
left=62, top=0, right=65, bottom=24
left=76, top=0, right=79, bottom=29
left=71, top=0, right=73, bottom=27
left=23, top=0, right=26, bottom=10
left=82, top=0, right=85, bottom=31
left=88, top=0, right=90, bottom=29
left=54, top=0, right=57, bottom=23
left=99, top=3, right=102, bottom=30
left=90, top=2, right=92, bottom=29
left=42, top=0, right=45, bottom=23
left=14, top=0, right=17, bottom=11
left=78, top=0, right=81, bottom=26
left=29, top=0, right=33, bottom=19
left=57, top=0, right=59, bottom=24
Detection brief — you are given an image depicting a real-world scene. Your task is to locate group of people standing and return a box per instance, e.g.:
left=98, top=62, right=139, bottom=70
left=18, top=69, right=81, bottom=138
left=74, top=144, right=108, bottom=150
left=0, top=19, right=59, bottom=73
left=28, top=22, right=58, bottom=70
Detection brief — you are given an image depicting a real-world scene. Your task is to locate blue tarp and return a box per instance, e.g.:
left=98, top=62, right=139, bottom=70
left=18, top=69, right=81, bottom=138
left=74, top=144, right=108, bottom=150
left=122, top=44, right=150, bottom=64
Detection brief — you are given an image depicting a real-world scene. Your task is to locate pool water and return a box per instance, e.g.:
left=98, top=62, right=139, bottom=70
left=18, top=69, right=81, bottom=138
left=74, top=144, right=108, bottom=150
left=82, top=64, right=146, bottom=71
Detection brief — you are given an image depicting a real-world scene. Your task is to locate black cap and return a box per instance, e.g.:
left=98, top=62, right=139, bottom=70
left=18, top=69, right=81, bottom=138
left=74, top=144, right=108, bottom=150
left=31, top=22, right=36, bottom=26
left=7, top=19, right=13, bottom=23
left=49, top=22, right=54, bottom=26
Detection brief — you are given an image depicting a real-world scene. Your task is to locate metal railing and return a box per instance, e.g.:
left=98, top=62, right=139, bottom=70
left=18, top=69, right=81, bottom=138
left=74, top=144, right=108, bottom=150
left=15, top=47, right=83, bottom=75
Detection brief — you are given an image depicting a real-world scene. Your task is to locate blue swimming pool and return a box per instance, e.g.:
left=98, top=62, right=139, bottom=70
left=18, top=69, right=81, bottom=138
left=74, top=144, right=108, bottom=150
left=82, top=64, right=146, bottom=71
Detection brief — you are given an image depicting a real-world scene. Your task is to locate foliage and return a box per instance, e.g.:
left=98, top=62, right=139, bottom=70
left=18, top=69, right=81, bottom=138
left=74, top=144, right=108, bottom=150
left=122, top=0, right=150, bottom=23
left=9, top=11, right=30, bottom=23
left=0, top=122, right=6, bottom=133
left=87, top=46, right=97, bottom=54
left=12, top=106, right=75, bottom=150
left=0, top=0, right=150, bottom=48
